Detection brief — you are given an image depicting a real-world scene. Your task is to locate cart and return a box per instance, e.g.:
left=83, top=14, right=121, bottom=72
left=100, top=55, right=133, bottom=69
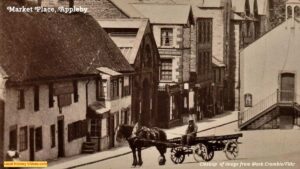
left=167, top=133, right=243, bottom=164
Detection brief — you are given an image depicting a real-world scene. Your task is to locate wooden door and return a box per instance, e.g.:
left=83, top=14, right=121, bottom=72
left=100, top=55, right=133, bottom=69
left=57, top=118, right=65, bottom=157
left=109, top=115, right=115, bottom=148
left=280, top=73, right=295, bottom=102
left=29, top=127, right=35, bottom=161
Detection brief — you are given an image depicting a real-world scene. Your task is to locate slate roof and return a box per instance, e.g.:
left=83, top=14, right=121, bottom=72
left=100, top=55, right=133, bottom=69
left=98, top=19, right=148, bottom=64
left=132, top=3, right=192, bottom=24
left=109, top=0, right=143, bottom=18
left=0, top=1, right=133, bottom=84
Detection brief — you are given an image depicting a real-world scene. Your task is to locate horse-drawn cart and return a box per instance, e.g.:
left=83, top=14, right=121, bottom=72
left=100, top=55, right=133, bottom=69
left=116, top=124, right=243, bottom=166
left=167, top=133, right=243, bottom=164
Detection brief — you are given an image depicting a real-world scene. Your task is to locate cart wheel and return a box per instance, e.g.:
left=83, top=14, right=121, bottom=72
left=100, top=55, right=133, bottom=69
left=193, top=143, right=214, bottom=162
left=224, top=141, right=239, bottom=160
left=170, top=147, right=185, bottom=164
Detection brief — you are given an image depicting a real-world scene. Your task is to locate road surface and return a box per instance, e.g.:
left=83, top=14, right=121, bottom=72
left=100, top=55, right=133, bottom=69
left=75, top=123, right=300, bottom=169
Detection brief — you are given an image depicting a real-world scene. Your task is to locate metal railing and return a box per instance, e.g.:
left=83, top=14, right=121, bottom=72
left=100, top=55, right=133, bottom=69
left=238, top=90, right=278, bottom=126
left=239, top=89, right=300, bottom=127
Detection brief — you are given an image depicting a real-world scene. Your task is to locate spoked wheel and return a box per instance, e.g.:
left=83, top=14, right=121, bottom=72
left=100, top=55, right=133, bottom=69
left=193, top=143, right=214, bottom=162
left=224, top=140, right=239, bottom=160
left=170, top=147, right=185, bottom=164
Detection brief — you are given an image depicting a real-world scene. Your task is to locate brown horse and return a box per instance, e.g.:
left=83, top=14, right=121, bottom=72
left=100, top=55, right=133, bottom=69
left=116, top=124, right=167, bottom=167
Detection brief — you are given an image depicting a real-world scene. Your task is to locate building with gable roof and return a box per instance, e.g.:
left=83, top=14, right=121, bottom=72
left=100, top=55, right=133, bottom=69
left=0, top=0, right=134, bottom=163
left=239, top=0, right=300, bottom=130
left=98, top=18, right=160, bottom=127
left=129, top=3, right=196, bottom=127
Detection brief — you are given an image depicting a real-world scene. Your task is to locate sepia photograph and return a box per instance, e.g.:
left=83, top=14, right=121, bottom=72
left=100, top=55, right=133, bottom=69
left=0, top=0, right=299, bottom=168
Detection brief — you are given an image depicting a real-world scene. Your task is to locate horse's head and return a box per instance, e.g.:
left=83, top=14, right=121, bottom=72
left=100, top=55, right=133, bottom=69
left=115, top=124, right=133, bottom=142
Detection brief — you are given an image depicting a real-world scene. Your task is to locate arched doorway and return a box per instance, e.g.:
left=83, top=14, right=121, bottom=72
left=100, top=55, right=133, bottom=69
left=141, top=79, right=151, bottom=126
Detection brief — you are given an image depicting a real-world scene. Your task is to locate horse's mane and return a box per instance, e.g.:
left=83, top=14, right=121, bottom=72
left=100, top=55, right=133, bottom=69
left=118, top=124, right=134, bottom=138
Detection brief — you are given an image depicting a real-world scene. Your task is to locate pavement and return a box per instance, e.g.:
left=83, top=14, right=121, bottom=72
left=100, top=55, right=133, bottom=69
left=44, top=111, right=238, bottom=169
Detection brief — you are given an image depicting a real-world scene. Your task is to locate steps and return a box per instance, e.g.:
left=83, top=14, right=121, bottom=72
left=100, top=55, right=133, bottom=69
left=239, top=90, right=300, bottom=130
left=82, top=142, right=96, bottom=154
left=244, top=107, right=280, bottom=130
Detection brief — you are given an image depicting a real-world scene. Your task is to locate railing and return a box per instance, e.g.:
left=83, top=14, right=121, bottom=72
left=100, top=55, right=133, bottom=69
left=238, top=90, right=279, bottom=127
left=239, top=89, right=300, bottom=127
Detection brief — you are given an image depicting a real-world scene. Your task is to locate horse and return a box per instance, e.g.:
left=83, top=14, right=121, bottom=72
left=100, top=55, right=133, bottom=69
left=115, top=124, right=167, bottom=167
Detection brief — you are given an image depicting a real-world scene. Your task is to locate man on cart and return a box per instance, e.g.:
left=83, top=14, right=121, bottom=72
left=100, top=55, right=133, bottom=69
left=181, top=116, right=198, bottom=146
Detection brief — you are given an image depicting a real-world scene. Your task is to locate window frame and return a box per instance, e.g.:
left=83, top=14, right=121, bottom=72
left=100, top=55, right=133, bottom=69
left=19, top=126, right=28, bottom=152
left=160, top=59, right=173, bottom=81
left=17, top=89, right=25, bottom=110
left=161, top=28, right=173, bottom=47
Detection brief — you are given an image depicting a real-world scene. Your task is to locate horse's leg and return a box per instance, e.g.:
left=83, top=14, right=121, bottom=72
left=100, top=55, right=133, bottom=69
left=130, top=145, right=137, bottom=167
left=137, top=147, right=143, bottom=166
left=156, top=145, right=167, bottom=165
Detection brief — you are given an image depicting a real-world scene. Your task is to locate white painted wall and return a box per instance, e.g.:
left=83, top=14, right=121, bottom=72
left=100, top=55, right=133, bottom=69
left=4, top=80, right=88, bottom=161
left=240, top=19, right=300, bottom=111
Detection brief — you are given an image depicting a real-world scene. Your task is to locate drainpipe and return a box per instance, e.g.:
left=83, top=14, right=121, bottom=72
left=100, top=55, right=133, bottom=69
left=85, top=79, right=91, bottom=141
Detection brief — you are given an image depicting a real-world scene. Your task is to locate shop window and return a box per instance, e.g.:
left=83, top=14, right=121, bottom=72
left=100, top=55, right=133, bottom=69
left=161, top=59, right=172, bottom=81
left=17, top=89, right=25, bottom=110
left=90, top=119, right=100, bottom=137
left=19, top=126, right=28, bottom=151
left=161, top=28, right=173, bottom=46
left=35, top=127, right=43, bottom=151
left=68, top=120, right=87, bottom=141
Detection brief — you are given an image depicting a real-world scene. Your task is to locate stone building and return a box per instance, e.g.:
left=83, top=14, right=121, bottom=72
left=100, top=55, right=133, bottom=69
left=98, top=19, right=160, bottom=127
left=0, top=0, right=133, bottom=163
left=188, top=0, right=232, bottom=118
left=239, top=0, right=300, bottom=130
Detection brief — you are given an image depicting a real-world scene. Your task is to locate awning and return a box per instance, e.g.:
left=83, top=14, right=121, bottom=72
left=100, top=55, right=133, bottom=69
left=87, top=101, right=110, bottom=118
